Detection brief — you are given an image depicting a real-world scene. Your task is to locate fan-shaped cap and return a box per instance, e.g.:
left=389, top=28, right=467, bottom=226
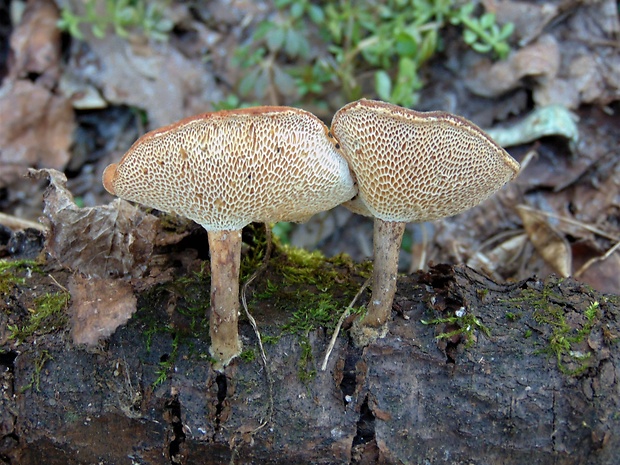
left=331, top=99, right=520, bottom=223
left=103, top=106, right=356, bottom=231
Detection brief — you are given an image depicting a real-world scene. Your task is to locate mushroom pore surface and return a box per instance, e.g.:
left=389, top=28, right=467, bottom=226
left=103, top=106, right=356, bottom=230
left=331, top=99, right=520, bottom=223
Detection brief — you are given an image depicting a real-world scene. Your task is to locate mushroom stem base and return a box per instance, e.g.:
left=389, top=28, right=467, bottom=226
left=352, top=219, right=406, bottom=346
left=208, top=229, right=243, bottom=369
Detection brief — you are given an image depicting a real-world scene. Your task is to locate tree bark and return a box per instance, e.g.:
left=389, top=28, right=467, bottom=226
left=1, top=262, right=618, bottom=465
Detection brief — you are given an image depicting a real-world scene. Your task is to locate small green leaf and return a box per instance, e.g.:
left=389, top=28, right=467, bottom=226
left=308, top=4, right=325, bottom=24
left=472, top=42, right=493, bottom=54
left=290, top=2, right=304, bottom=19
left=92, top=24, right=106, bottom=38
left=395, top=31, right=418, bottom=57
left=375, top=71, right=392, bottom=101
left=266, top=26, right=286, bottom=52
left=238, top=67, right=262, bottom=96
left=273, top=65, right=297, bottom=96
left=480, top=12, right=496, bottom=29
left=463, top=29, right=478, bottom=45
left=500, top=22, right=515, bottom=39
left=254, top=21, right=275, bottom=41
left=419, top=29, right=438, bottom=64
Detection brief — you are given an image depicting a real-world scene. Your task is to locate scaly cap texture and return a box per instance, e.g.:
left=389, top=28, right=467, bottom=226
left=103, top=106, right=356, bottom=231
left=331, top=99, right=520, bottom=222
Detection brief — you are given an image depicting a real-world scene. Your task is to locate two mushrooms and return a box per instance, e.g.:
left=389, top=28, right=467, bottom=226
left=103, top=100, right=519, bottom=368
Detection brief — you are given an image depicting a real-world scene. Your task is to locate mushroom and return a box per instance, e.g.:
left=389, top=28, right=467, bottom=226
left=331, top=99, right=520, bottom=345
left=103, top=106, right=356, bottom=368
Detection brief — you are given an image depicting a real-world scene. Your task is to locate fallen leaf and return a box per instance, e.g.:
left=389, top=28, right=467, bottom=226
left=484, top=0, right=559, bottom=46
left=30, top=168, right=158, bottom=279
left=70, top=31, right=222, bottom=128
left=516, top=205, right=572, bottom=277
left=69, top=274, right=136, bottom=346
left=8, top=0, right=61, bottom=87
left=0, top=80, right=74, bottom=187
left=464, top=34, right=560, bottom=98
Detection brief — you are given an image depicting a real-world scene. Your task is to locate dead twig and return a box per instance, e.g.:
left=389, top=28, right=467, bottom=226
left=321, top=277, right=371, bottom=371
left=0, top=212, right=47, bottom=232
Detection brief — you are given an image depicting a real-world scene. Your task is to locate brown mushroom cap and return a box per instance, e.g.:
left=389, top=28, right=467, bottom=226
left=331, top=99, right=520, bottom=223
left=103, top=106, right=356, bottom=230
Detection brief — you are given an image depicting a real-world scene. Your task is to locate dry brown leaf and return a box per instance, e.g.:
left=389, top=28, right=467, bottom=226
left=516, top=205, right=572, bottom=277
left=467, top=232, right=528, bottom=280
left=573, top=241, right=620, bottom=295
left=464, top=34, right=560, bottom=98
left=8, top=0, right=61, bottom=87
left=70, top=32, right=221, bottom=128
left=30, top=168, right=158, bottom=279
left=484, top=0, right=560, bottom=46
left=68, top=274, right=136, bottom=346
left=0, top=80, right=74, bottom=187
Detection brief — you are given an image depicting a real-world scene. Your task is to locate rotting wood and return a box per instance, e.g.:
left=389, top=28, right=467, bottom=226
left=1, top=261, right=618, bottom=465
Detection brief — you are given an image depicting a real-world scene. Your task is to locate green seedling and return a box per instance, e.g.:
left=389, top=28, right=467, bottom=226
left=422, top=310, right=491, bottom=348
left=58, top=0, right=173, bottom=41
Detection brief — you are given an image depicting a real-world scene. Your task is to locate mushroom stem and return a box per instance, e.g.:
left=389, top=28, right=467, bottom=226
left=207, top=229, right=243, bottom=369
left=364, top=218, right=406, bottom=326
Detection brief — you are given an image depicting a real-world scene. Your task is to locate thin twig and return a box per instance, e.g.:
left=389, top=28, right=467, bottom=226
left=516, top=204, right=620, bottom=242
left=574, top=240, right=620, bottom=278
left=321, top=277, right=371, bottom=372
left=240, top=224, right=274, bottom=430
left=48, top=273, right=69, bottom=293
left=0, top=212, right=47, bottom=232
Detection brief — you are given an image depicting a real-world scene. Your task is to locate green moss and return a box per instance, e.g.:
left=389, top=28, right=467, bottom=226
left=20, top=350, right=53, bottom=393
left=8, top=291, right=70, bottom=343
left=239, top=349, right=256, bottom=362
left=137, top=226, right=369, bottom=379
left=240, top=223, right=270, bottom=281
left=138, top=272, right=211, bottom=385
left=250, top=241, right=369, bottom=383
left=532, top=299, right=598, bottom=376
left=0, top=259, right=40, bottom=295
left=261, top=335, right=280, bottom=345
left=422, top=312, right=491, bottom=348
left=509, top=282, right=602, bottom=376
left=296, top=336, right=316, bottom=384
left=153, top=329, right=181, bottom=387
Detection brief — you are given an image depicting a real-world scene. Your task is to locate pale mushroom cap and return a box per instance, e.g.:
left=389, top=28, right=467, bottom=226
left=331, top=99, right=520, bottom=223
left=103, top=106, right=356, bottom=230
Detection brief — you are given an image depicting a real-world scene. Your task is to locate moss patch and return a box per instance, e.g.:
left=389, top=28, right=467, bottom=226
left=0, top=259, right=40, bottom=296
left=507, top=279, right=603, bottom=376
left=8, top=291, right=70, bottom=343
left=133, top=226, right=371, bottom=380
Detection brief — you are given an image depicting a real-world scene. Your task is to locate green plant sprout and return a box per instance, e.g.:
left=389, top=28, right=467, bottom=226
left=57, top=0, right=173, bottom=41
left=152, top=329, right=180, bottom=387
left=20, top=350, right=53, bottom=393
left=450, top=4, right=514, bottom=58
left=422, top=309, right=491, bottom=348
left=231, top=0, right=514, bottom=108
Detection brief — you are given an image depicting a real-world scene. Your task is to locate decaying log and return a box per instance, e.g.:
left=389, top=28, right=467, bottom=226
left=1, top=263, right=618, bottom=464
